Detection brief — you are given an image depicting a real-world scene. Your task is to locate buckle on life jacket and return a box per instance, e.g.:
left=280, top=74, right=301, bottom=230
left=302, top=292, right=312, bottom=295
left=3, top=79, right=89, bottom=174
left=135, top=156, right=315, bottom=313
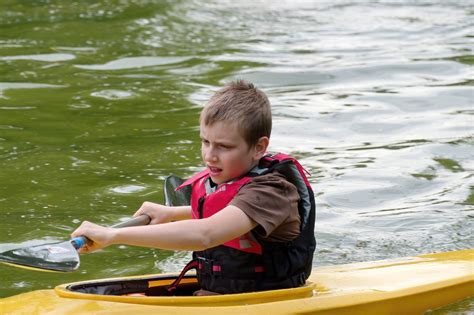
left=197, top=257, right=222, bottom=275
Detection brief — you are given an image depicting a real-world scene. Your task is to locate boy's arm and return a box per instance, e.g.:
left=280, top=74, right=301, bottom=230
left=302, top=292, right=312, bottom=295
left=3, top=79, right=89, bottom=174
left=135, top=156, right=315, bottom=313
left=172, top=206, right=193, bottom=221
left=133, top=202, right=192, bottom=224
left=72, top=205, right=258, bottom=252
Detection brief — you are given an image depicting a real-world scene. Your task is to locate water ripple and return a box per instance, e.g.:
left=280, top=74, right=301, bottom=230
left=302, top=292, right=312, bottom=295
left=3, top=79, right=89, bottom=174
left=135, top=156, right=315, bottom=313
left=75, top=56, right=191, bottom=70
left=0, top=53, right=75, bottom=62
left=0, top=82, right=65, bottom=98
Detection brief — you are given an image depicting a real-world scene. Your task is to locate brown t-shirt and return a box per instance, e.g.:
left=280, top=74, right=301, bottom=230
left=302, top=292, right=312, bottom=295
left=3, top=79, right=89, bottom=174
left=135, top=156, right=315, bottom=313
left=230, top=171, right=300, bottom=242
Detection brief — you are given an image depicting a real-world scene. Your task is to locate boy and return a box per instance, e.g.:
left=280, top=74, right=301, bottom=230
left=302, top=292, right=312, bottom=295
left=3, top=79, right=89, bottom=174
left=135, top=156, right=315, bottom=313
left=72, top=80, right=315, bottom=295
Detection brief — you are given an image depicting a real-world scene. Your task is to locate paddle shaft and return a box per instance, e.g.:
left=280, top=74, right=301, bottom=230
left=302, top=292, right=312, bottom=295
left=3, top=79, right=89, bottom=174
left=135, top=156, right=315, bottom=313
left=70, top=214, right=151, bottom=250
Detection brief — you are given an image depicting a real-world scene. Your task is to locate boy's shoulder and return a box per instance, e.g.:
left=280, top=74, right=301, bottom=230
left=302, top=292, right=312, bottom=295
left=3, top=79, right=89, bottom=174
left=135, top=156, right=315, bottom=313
left=245, top=169, right=297, bottom=191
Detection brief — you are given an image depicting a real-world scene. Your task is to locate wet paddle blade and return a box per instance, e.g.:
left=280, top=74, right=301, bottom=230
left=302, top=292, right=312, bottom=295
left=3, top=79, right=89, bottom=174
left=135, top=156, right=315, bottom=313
left=0, top=215, right=149, bottom=273
left=164, top=175, right=191, bottom=207
left=0, top=240, right=79, bottom=272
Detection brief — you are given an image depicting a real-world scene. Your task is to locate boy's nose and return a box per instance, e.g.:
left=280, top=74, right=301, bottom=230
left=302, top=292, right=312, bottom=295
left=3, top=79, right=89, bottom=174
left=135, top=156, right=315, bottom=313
left=204, top=148, right=218, bottom=162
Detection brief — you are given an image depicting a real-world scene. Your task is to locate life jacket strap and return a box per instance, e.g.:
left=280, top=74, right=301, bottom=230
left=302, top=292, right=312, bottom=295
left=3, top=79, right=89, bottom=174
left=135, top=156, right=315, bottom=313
left=196, top=255, right=265, bottom=276
left=166, top=259, right=199, bottom=295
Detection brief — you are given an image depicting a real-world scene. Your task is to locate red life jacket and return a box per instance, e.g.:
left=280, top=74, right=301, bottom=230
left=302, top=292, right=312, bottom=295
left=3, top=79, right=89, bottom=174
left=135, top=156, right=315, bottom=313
left=168, top=153, right=316, bottom=294
left=178, top=168, right=263, bottom=255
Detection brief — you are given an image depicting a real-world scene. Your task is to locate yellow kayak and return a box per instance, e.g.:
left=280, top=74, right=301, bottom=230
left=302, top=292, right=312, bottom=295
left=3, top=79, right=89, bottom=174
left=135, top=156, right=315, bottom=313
left=2, top=249, right=473, bottom=314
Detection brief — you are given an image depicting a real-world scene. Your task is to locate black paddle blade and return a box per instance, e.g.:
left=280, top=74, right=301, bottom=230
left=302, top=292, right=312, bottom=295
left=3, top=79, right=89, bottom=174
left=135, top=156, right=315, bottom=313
left=164, top=175, right=191, bottom=207
left=0, top=240, right=79, bottom=272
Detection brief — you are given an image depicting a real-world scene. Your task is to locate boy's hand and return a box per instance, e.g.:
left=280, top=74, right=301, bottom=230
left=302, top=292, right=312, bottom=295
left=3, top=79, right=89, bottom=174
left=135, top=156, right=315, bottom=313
left=133, top=201, right=173, bottom=225
left=71, top=221, right=116, bottom=253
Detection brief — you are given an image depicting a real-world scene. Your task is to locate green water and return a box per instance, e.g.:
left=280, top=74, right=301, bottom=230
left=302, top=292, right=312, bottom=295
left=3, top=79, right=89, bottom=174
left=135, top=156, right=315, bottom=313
left=1, top=0, right=204, bottom=295
left=0, top=1, right=472, bottom=312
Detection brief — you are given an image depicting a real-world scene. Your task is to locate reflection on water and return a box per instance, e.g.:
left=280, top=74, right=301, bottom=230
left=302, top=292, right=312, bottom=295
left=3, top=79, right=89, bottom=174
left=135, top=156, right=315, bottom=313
left=0, top=1, right=472, bottom=309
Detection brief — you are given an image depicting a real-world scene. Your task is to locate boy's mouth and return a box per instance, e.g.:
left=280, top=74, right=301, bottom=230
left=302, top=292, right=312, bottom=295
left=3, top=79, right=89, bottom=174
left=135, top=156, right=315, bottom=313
left=208, top=166, right=222, bottom=176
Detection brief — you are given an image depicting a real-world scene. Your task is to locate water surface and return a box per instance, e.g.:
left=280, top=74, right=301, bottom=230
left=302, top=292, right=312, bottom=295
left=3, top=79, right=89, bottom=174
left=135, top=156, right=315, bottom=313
left=0, top=1, right=472, bottom=311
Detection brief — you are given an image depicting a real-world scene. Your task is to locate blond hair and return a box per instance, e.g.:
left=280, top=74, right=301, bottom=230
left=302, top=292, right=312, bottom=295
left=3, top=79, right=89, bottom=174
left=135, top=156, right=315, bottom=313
left=200, top=80, right=272, bottom=147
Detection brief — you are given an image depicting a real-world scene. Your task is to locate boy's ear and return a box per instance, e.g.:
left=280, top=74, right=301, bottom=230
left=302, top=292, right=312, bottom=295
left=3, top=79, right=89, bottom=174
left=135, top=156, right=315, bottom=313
left=253, top=136, right=269, bottom=159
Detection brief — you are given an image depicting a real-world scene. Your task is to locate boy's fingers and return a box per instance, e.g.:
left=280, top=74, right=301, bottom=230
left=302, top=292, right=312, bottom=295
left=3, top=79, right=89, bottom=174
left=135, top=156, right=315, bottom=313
left=78, top=244, right=94, bottom=254
left=135, top=205, right=155, bottom=218
left=71, top=221, right=90, bottom=238
left=71, top=227, right=82, bottom=238
left=133, top=203, right=150, bottom=217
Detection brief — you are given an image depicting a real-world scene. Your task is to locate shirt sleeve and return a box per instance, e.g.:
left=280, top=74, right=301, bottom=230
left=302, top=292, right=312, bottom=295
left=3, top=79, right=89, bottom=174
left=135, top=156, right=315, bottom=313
left=229, top=171, right=300, bottom=241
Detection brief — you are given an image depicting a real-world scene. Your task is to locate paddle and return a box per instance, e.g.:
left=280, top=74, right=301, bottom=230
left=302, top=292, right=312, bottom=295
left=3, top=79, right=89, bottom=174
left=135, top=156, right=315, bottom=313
left=0, top=215, right=151, bottom=273
left=163, top=175, right=191, bottom=207
left=0, top=175, right=191, bottom=273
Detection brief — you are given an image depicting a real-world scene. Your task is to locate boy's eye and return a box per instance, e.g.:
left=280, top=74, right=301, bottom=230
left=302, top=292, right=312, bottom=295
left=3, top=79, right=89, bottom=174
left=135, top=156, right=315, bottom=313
left=219, top=144, right=234, bottom=150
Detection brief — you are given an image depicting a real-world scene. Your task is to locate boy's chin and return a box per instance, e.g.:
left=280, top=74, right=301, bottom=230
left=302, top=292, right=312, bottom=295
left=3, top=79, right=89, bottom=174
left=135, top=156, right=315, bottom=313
left=210, top=173, right=234, bottom=185
left=209, top=175, right=224, bottom=185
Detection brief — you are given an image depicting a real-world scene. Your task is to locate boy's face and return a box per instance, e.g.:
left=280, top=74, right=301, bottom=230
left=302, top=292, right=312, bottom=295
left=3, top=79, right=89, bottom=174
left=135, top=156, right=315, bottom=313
left=200, top=121, right=267, bottom=184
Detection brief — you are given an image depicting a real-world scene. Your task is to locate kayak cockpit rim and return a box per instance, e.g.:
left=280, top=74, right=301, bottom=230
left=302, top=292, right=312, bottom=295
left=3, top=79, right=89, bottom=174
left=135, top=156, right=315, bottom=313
left=55, top=273, right=316, bottom=307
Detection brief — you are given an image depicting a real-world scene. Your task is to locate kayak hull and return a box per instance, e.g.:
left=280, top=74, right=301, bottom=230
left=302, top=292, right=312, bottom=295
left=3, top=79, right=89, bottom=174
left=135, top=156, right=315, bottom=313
left=2, top=249, right=473, bottom=314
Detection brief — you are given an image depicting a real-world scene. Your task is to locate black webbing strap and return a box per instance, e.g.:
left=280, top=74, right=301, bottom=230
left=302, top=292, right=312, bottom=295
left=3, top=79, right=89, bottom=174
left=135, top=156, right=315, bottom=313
left=166, top=259, right=199, bottom=294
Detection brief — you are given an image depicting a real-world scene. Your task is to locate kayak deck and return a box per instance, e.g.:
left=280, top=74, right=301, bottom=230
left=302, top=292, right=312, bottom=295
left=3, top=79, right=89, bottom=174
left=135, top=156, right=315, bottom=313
left=2, top=249, right=473, bottom=314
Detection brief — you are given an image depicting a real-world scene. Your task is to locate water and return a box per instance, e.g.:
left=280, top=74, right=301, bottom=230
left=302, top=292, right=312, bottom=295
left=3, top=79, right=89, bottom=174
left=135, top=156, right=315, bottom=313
left=0, top=0, right=472, bottom=311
